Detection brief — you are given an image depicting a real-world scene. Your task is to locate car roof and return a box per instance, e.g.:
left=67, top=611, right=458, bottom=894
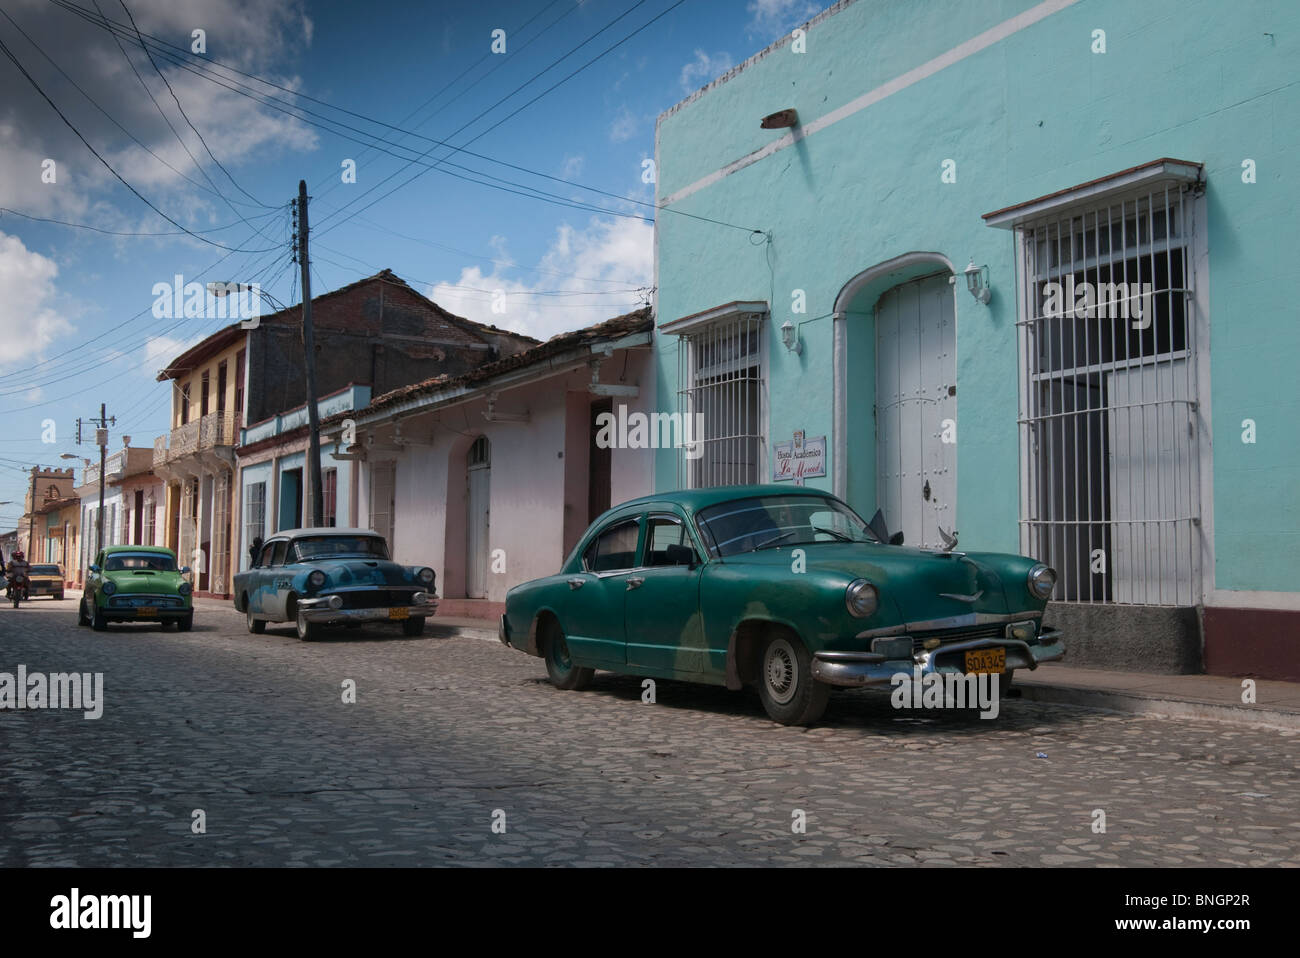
left=266, top=528, right=382, bottom=540
left=609, top=484, right=840, bottom=516
left=102, top=545, right=174, bottom=554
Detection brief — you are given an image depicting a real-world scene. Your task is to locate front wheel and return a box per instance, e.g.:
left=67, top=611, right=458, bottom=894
left=176, top=613, right=193, bottom=632
left=91, top=601, right=107, bottom=631
left=246, top=606, right=265, bottom=634
left=401, top=616, right=426, bottom=637
left=757, top=633, right=829, bottom=726
left=77, top=596, right=90, bottom=627
left=542, top=623, right=593, bottom=691
left=296, top=610, right=320, bottom=642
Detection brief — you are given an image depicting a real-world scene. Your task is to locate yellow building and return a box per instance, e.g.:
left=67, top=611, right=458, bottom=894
left=153, top=325, right=246, bottom=597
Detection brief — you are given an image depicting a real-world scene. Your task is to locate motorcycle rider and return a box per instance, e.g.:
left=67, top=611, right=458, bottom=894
left=6, top=550, right=30, bottom=601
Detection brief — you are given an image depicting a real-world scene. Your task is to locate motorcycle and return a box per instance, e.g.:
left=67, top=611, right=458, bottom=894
left=7, top=573, right=27, bottom=609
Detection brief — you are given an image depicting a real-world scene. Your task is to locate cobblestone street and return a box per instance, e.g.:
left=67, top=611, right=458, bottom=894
left=3, top=597, right=1298, bottom=867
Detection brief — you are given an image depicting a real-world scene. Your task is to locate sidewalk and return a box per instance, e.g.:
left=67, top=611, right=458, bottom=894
left=190, top=596, right=1299, bottom=730
left=1015, top=663, right=1300, bottom=731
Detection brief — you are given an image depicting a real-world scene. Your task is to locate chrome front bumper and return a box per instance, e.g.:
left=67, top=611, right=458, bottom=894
left=811, top=627, right=1064, bottom=688
left=297, top=592, right=438, bottom=624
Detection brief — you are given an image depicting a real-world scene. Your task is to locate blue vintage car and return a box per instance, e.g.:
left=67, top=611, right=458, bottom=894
left=233, top=528, right=438, bottom=640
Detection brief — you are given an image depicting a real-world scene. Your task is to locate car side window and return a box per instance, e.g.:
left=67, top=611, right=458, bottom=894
left=270, top=541, right=289, bottom=567
left=583, top=519, right=640, bottom=573
left=644, top=516, right=697, bottom=567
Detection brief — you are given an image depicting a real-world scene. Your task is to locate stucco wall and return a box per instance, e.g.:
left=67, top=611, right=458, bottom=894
left=654, top=0, right=1300, bottom=595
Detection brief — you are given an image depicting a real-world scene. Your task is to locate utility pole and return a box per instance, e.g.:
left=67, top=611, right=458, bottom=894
left=296, top=179, right=324, bottom=528
left=75, top=405, right=115, bottom=556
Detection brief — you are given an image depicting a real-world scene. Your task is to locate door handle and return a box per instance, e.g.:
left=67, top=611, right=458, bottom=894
left=567, top=578, right=585, bottom=590
left=626, top=576, right=645, bottom=590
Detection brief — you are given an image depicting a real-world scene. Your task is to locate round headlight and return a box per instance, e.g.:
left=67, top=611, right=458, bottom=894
left=417, top=567, right=435, bottom=584
left=177, top=581, right=192, bottom=596
left=308, top=570, right=326, bottom=588
left=1027, top=564, right=1056, bottom=599
left=102, top=580, right=117, bottom=595
left=845, top=578, right=878, bottom=618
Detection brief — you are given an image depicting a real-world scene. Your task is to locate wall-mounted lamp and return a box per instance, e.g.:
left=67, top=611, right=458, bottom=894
left=964, top=260, right=991, bottom=305
left=780, top=319, right=803, bottom=355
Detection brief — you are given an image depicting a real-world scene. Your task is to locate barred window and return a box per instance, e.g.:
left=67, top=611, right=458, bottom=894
left=323, top=469, right=337, bottom=528
left=244, top=482, right=265, bottom=565
left=1016, top=182, right=1203, bottom=605
left=675, top=310, right=766, bottom=488
left=143, top=496, right=156, bottom=546
left=370, top=461, right=396, bottom=546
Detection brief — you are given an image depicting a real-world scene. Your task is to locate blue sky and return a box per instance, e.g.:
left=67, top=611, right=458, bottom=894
left=0, top=0, right=826, bottom=530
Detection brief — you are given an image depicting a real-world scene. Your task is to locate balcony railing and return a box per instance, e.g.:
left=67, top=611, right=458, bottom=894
left=153, top=412, right=237, bottom=465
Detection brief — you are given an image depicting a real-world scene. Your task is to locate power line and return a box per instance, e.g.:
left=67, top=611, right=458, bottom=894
left=114, top=0, right=275, bottom=211
left=0, top=205, right=281, bottom=237
left=51, top=0, right=760, bottom=235
left=0, top=31, right=278, bottom=254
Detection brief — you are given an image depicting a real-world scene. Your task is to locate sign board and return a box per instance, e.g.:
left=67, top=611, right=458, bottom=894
left=773, top=434, right=826, bottom=485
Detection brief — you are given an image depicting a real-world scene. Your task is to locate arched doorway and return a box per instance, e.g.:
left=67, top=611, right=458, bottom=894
left=832, top=252, right=957, bottom=548
left=465, top=436, right=491, bottom=599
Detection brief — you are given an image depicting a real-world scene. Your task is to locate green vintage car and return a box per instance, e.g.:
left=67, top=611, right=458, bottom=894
left=500, top=485, right=1063, bottom=725
left=78, top=545, right=194, bottom=632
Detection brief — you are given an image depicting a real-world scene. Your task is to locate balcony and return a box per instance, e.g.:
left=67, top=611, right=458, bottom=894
left=153, top=412, right=238, bottom=469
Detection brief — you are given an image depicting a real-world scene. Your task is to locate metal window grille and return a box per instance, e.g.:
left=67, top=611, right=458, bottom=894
left=178, top=479, right=197, bottom=571
left=243, top=482, right=265, bottom=561
left=1017, top=185, right=1202, bottom=605
left=323, top=469, right=337, bottom=528
left=211, top=471, right=230, bottom=594
left=676, top=312, right=766, bottom=488
left=143, top=497, right=156, bottom=546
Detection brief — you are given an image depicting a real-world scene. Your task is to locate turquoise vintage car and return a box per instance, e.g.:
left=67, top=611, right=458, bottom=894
left=233, top=528, right=438, bottom=640
left=79, top=545, right=193, bottom=631
left=501, top=485, right=1063, bottom=725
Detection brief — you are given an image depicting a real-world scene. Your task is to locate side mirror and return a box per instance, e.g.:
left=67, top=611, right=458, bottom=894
left=89, top=564, right=101, bottom=574
left=867, top=508, right=891, bottom=544
left=180, top=566, right=192, bottom=574
left=889, top=532, right=905, bottom=546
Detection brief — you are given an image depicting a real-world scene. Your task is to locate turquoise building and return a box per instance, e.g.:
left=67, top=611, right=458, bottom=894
left=652, top=0, right=1299, bottom=678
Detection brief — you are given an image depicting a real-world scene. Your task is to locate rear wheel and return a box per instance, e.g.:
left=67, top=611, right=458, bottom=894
left=401, top=616, right=426, bottom=637
left=757, top=633, right=828, bottom=726
left=542, top=622, right=593, bottom=691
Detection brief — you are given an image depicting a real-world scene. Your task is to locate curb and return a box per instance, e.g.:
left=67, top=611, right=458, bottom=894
left=1015, top=683, right=1300, bottom=731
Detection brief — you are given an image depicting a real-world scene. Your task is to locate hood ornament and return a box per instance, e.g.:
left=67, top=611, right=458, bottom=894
left=938, top=526, right=959, bottom=552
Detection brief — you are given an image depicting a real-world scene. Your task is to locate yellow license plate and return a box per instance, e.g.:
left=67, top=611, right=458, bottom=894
left=136, top=607, right=158, bottom=617
left=388, top=607, right=409, bottom=620
left=964, top=647, right=1006, bottom=674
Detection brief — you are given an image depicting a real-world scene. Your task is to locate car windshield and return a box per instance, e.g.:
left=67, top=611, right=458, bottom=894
left=104, top=553, right=176, bottom=572
left=696, top=494, right=880, bottom=556
left=293, top=536, right=389, bottom=560
left=31, top=565, right=60, bottom=575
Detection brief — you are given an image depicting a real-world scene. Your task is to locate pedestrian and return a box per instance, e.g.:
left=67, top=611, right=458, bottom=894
left=249, top=536, right=263, bottom=566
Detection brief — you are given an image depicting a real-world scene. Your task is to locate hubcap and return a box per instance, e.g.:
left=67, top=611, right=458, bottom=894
left=764, top=639, right=798, bottom=705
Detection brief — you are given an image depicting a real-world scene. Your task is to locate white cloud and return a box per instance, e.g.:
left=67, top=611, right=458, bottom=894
left=560, top=155, right=585, bottom=180
left=0, top=231, right=73, bottom=370
left=426, top=216, right=653, bottom=341
left=679, top=49, right=734, bottom=95
left=608, top=105, right=639, bottom=143
left=746, top=0, right=822, bottom=40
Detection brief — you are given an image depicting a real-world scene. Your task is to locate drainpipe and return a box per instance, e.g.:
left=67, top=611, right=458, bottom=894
left=832, top=310, right=847, bottom=500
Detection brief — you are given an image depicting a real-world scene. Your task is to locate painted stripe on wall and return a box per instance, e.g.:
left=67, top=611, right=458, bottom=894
left=661, top=0, right=1082, bottom=208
